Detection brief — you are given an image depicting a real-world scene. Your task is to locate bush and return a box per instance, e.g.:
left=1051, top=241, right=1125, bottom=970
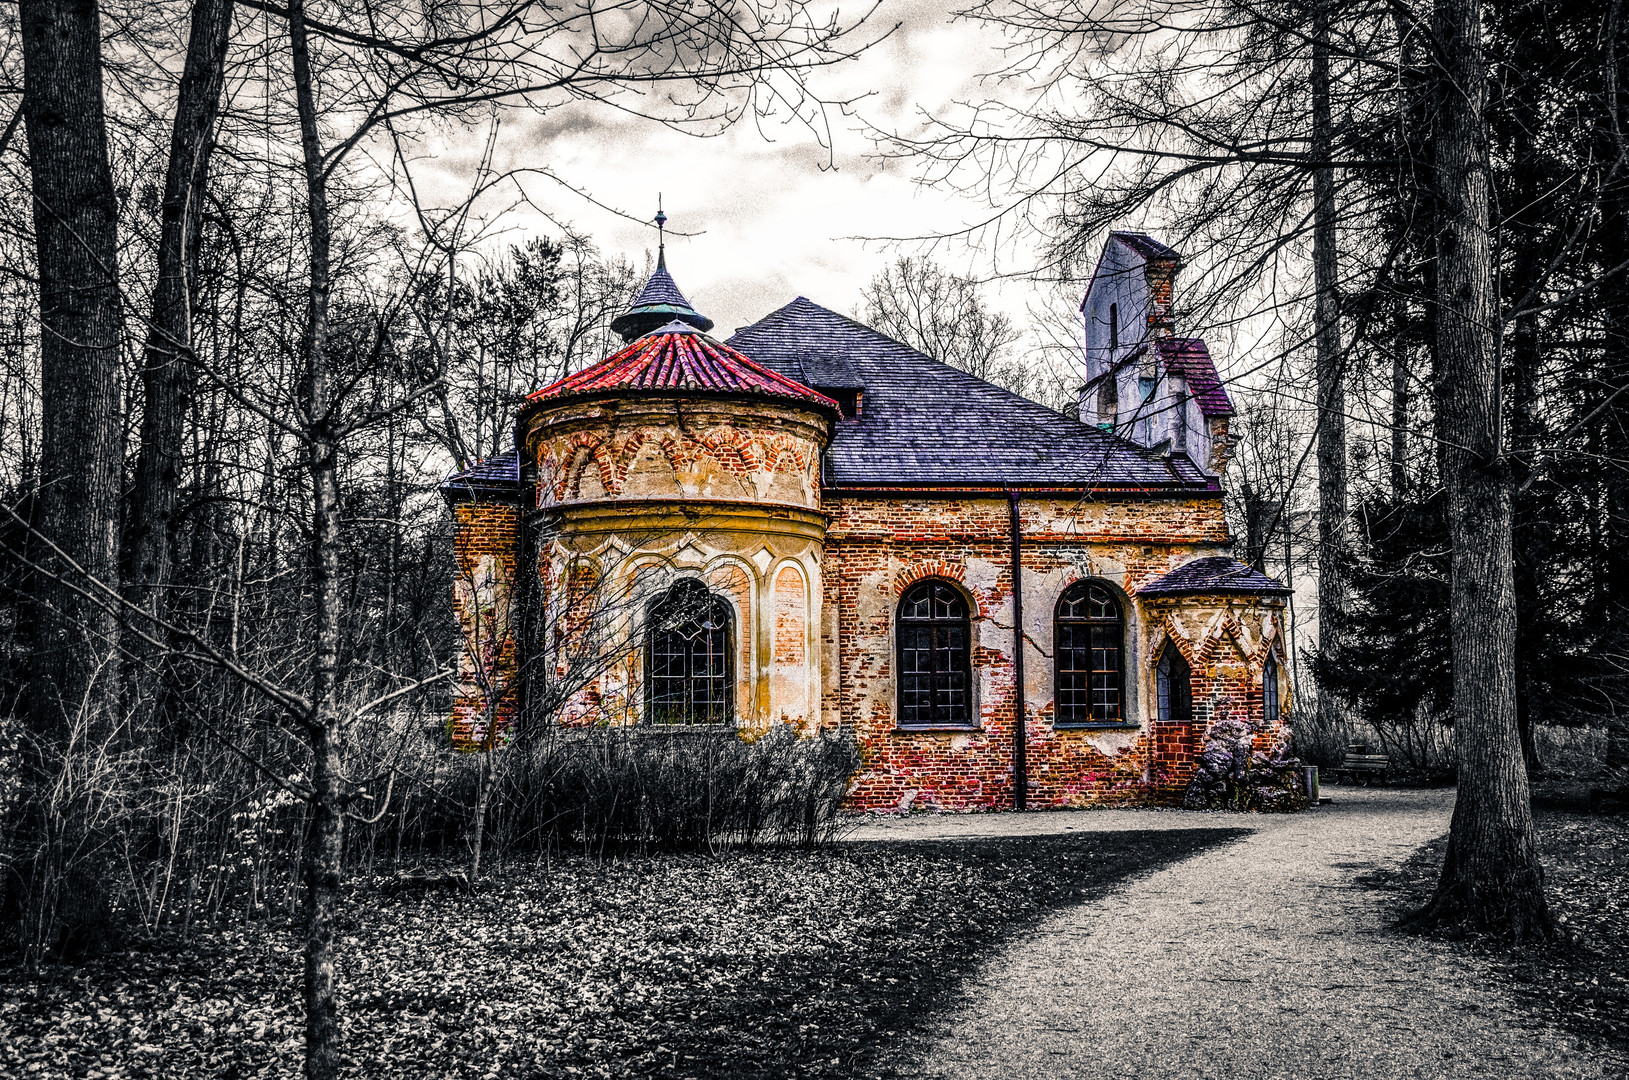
left=530, top=724, right=859, bottom=853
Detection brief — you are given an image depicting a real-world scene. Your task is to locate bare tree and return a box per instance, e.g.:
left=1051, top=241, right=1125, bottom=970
left=1408, top=0, right=1549, bottom=938
left=15, top=0, right=128, bottom=964
left=859, top=256, right=1027, bottom=393
left=126, top=0, right=236, bottom=634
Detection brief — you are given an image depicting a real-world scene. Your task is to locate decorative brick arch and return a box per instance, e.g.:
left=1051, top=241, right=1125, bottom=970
left=610, top=430, right=657, bottom=490
left=564, top=442, right=614, bottom=502
left=758, top=434, right=808, bottom=476
left=892, top=558, right=967, bottom=595
left=1148, top=612, right=1198, bottom=667
left=698, top=426, right=758, bottom=475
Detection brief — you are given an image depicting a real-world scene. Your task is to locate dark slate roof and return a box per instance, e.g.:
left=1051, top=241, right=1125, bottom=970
left=1138, top=556, right=1290, bottom=596
left=1111, top=230, right=1181, bottom=261
left=633, top=259, right=689, bottom=308
left=792, top=353, right=866, bottom=390
left=727, top=298, right=1216, bottom=491
left=528, top=321, right=839, bottom=414
left=610, top=252, right=714, bottom=339
left=440, top=449, right=522, bottom=502
left=1156, top=337, right=1235, bottom=417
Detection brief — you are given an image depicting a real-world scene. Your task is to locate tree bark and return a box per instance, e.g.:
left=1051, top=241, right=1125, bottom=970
left=15, top=0, right=126, bottom=962
left=1413, top=0, right=1551, bottom=938
left=1602, top=1, right=1629, bottom=774
left=290, top=1, right=345, bottom=1075
left=127, top=0, right=236, bottom=624
left=1311, top=2, right=1349, bottom=733
left=1390, top=293, right=1409, bottom=500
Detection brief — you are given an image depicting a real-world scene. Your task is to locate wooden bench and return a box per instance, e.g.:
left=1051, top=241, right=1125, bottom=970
left=1326, top=747, right=1390, bottom=787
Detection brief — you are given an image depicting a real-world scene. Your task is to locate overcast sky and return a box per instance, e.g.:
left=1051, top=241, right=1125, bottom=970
left=399, top=0, right=1063, bottom=342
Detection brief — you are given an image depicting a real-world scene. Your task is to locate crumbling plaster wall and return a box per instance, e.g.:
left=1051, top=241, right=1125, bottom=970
left=824, top=494, right=1291, bottom=811
left=526, top=397, right=827, bottom=512
left=521, top=392, right=834, bottom=734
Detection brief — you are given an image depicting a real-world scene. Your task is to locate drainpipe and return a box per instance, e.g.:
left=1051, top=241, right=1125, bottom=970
left=1008, top=491, right=1028, bottom=811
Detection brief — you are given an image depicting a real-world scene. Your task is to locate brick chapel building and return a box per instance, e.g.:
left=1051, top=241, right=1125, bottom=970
left=442, top=228, right=1293, bottom=810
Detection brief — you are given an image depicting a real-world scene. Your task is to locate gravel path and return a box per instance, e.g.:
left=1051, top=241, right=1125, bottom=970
left=864, top=788, right=1620, bottom=1080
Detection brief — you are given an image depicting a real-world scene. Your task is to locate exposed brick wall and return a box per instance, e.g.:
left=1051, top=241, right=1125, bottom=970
left=449, top=502, right=522, bottom=750
left=824, top=495, right=1288, bottom=811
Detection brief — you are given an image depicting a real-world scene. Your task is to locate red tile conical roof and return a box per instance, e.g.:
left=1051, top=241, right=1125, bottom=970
left=526, top=322, right=840, bottom=415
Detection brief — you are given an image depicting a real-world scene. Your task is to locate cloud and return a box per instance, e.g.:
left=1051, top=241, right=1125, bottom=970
left=397, top=3, right=1054, bottom=352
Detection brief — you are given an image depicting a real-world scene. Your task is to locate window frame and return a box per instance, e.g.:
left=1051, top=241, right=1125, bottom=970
left=894, top=578, right=976, bottom=731
left=1263, top=651, right=1281, bottom=726
left=1155, top=642, right=1193, bottom=725
left=1053, top=580, right=1133, bottom=729
left=643, top=579, right=735, bottom=727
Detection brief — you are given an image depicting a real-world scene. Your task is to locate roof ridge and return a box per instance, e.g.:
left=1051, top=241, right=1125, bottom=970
left=736, top=296, right=1165, bottom=460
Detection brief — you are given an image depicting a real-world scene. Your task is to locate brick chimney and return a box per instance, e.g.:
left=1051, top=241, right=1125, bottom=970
left=1143, top=255, right=1179, bottom=339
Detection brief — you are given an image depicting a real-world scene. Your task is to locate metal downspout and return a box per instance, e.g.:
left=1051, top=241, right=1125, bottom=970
left=1009, top=491, right=1028, bottom=811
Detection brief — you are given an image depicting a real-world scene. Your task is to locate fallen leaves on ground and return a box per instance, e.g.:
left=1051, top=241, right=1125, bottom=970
left=1, top=827, right=1244, bottom=1080
left=1366, top=806, right=1629, bottom=1058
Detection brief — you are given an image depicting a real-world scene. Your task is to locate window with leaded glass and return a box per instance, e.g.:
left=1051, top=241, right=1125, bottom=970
left=896, top=580, right=973, bottom=729
left=1263, top=651, right=1281, bottom=725
left=645, top=579, right=733, bottom=726
left=1156, top=643, right=1192, bottom=725
left=1055, top=581, right=1125, bottom=724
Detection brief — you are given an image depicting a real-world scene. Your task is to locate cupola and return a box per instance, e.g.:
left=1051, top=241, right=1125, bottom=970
left=609, top=207, right=715, bottom=341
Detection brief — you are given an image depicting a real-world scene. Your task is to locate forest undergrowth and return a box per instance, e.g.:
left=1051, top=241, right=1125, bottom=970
left=0, top=829, right=1243, bottom=1080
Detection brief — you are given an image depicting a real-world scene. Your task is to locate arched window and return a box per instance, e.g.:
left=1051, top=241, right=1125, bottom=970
left=646, top=579, right=733, bottom=725
left=1263, top=651, right=1281, bottom=725
left=1156, top=643, right=1193, bottom=725
left=1055, top=581, right=1124, bottom=724
left=897, top=579, right=973, bottom=729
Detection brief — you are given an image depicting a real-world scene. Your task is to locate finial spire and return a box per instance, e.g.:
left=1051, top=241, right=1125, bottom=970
left=610, top=199, right=713, bottom=342
left=655, top=195, right=667, bottom=268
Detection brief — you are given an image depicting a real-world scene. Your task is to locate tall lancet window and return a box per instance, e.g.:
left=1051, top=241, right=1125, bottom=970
left=1156, top=643, right=1193, bottom=725
left=646, top=579, right=733, bottom=725
left=1263, top=652, right=1281, bottom=726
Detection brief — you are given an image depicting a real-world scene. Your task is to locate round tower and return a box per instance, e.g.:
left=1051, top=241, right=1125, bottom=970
left=521, top=260, right=837, bottom=732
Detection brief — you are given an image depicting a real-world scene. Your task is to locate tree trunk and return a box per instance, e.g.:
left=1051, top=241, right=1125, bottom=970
left=1390, top=293, right=1409, bottom=500
left=1413, top=0, right=1550, bottom=938
left=468, top=755, right=490, bottom=883
left=1311, top=3, right=1349, bottom=734
left=1601, top=5, right=1629, bottom=774
left=290, top=1, right=345, bottom=1075
left=126, top=0, right=236, bottom=625
left=15, top=0, right=126, bottom=963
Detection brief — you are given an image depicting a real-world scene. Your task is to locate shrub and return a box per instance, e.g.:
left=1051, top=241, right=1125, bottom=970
left=530, top=724, right=859, bottom=854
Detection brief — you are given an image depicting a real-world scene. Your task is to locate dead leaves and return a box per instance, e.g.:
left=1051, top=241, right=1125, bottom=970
left=1, top=829, right=1241, bottom=1079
